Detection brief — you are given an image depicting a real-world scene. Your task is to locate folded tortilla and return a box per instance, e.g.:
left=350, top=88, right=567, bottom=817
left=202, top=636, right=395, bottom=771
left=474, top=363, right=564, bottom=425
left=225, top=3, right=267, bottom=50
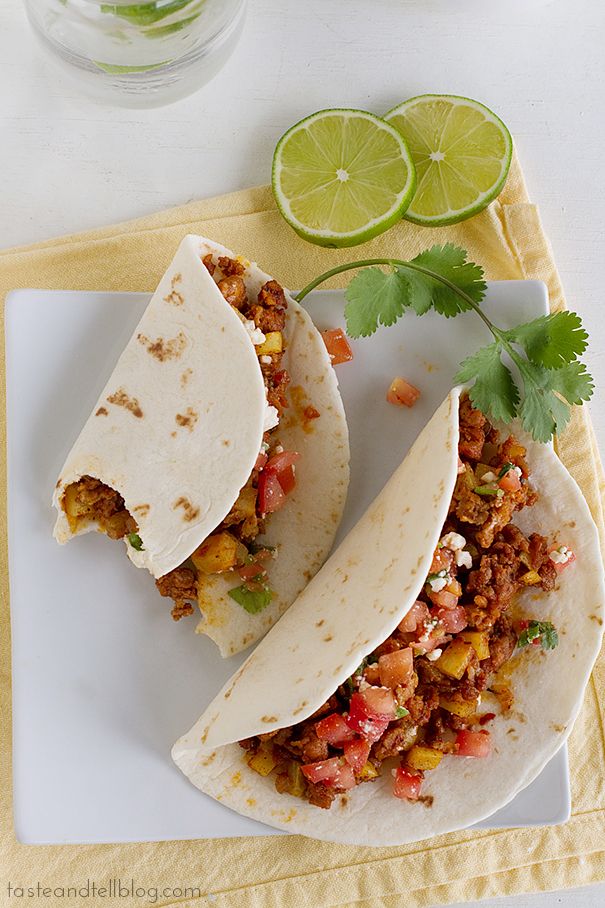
left=172, top=387, right=605, bottom=844
left=53, top=235, right=349, bottom=655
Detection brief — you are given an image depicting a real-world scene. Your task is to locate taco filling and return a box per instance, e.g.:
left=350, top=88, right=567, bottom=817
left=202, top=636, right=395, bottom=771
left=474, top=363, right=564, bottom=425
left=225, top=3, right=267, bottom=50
left=239, top=397, right=574, bottom=808
left=61, top=257, right=299, bottom=621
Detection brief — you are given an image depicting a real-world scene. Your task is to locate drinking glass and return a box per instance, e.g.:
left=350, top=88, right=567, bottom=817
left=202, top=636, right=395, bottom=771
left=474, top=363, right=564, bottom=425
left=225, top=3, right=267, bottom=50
left=24, top=0, right=247, bottom=107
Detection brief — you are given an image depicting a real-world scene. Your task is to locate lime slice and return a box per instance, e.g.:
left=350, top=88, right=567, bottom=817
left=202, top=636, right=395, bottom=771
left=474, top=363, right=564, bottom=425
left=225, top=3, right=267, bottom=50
left=272, top=109, right=416, bottom=247
left=384, top=95, right=512, bottom=226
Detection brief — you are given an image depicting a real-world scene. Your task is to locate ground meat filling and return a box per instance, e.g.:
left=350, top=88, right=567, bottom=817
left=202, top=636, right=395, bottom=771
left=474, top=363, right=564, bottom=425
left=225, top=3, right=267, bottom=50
left=239, top=399, right=566, bottom=808
left=61, top=476, right=137, bottom=540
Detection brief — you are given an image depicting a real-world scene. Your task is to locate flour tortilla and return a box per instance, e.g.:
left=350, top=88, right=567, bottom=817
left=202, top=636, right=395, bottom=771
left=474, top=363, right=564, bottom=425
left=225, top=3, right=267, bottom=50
left=53, top=235, right=349, bottom=656
left=172, top=387, right=605, bottom=844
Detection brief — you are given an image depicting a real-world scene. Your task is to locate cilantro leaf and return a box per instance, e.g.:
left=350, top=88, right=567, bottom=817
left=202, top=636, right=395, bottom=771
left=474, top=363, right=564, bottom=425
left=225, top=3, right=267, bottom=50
left=506, top=312, right=588, bottom=369
left=344, top=267, right=410, bottom=337
left=518, top=360, right=594, bottom=442
left=518, top=620, right=559, bottom=651
left=455, top=343, right=519, bottom=423
left=395, top=706, right=409, bottom=719
left=228, top=584, right=273, bottom=614
left=128, top=532, right=144, bottom=551
left=407, top=244, right=487, bottom=317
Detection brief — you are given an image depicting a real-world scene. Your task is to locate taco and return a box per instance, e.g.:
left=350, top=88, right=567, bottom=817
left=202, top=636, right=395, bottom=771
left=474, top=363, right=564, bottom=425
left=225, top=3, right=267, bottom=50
left=53, top=235, right=349, bottom=656
left=172, top=388, right=604, bottom=844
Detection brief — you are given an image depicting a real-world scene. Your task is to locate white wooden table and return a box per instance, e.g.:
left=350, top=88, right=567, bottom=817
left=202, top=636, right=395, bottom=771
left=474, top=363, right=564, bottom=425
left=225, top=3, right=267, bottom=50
left=1, top=0, right=604, bottom=905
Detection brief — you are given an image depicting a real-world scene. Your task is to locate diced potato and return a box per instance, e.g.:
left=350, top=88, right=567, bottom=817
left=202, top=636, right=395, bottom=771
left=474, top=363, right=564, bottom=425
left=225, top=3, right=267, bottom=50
left=358, top=761, right=379, bottom=781
left=191, top=532, right=244, bottom=574
left=459, top=630, right=491, bottom=661
left=287, top=761, right=306, bottom=797
left=246, top=746, right=278, bottom=777
left=435, top=639, right=474, bottom=680
left=63, top=484, right=88, bottom=519
left=520, top=570, right=541, bottom=586
left=406, top=745, right=443, bottom=771
left=440, top=696, right=479, bottom=717
left=256, top=332, right=283, bottom=356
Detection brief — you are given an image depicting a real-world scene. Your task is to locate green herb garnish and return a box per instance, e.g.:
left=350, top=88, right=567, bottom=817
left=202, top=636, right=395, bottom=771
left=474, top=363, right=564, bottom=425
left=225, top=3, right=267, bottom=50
left=395, top=706, right=410, bottom=719
left=473, top=484, right=502, bottom=497
left=296, top=245, right=592, bottom=443
left=518, top=620, right=559, bottom=651
left=426, top=570, right=447, bottom=582
left=498, top=462, right=514, bottom=479
left=228, top=584, right=273, bottom=614
left=128, top=532, right=144, bottom=551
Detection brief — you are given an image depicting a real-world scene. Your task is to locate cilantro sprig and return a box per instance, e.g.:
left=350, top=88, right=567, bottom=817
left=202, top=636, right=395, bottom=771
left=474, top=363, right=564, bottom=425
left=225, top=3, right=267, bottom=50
left=296, top=245, right=592, bottom=443
left=517, top=620, right=559, bottom=651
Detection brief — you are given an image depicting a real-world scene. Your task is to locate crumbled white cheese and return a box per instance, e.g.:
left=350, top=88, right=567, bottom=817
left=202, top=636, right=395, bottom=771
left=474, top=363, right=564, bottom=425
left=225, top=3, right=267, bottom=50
left=481, top=471, right=497, bottom=482
left=243, top=319, right=266, bottom=346
left=426, top=649, right=442, bottom=661
left=260, top=355, right=272, bottom=364
left=275, top=445, right=284, bottom=454
left=456, top=549, right=473, bottom=569
left=264, top=404, right=279, bottom=432
left=512, top=465, right=522, bottom=478
left=358, top=678, right=370, bottom=691
left=428, top=574, right=448, bottom=593
left=549, top=545, right=573, bottom=565
left=440, top=531, right=466, bottom=551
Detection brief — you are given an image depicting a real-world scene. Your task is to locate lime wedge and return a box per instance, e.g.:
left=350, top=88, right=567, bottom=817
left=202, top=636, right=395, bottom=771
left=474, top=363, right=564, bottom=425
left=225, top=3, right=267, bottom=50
left=272, top=109, right=416, bottom=247
left=385, top=95, right=512, bottom=226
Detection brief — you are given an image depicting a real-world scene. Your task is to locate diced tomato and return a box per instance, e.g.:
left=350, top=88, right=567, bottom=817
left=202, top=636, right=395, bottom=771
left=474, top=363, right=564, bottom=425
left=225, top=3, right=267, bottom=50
left=264, top=450, right=301, bottom=474
left=429, top=589, right=459, bottom=609
left=276, top=464, right=296, bottom=495
left=321, top=328, right=353, bottom=365
left=479, top=713, right=496, bottom=726
left=315, top=713, right=357, bottom=745
left=238, top=562, right=267, bottom=582
left=398, top=600, right=430, bottom=633
left=257, top=471, right=286, bottom=515
left=455, top=729, right=491, bottom=758
left=343, top=738, right=371, bottom=773
left=301, top=757, right=355, bottom=789
left=363, top=663, right=381, bottom=685
left=393, top=767, right=423, bottom=800
left=435, top=605, right=468, bottom=634
left=254, top=451, right=268, bottom=471
left=359, top=686, right=397, bottom=717
left=430, top=547, right=454, bottom=574
left=499, top=470, right=521, bottom=492
left=387, top=377, right=421, bottom=408
left=378, top=648, right=414, bottom=689
left=346, top=691, right=392, bottom=742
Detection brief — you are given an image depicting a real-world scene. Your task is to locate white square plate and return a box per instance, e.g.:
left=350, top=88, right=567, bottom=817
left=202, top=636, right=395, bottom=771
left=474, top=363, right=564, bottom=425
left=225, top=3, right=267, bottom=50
left=6, top=281, right=570, bottom=845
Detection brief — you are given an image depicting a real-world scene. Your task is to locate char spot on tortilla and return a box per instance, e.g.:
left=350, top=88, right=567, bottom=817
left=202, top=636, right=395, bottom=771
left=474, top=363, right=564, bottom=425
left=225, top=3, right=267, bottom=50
left=323, top=634, right=334, bottom=642
left=133, top=504, right=150, bottom=517
left=340, top=796, right=349, bottom=808
left=163, top=272, right=184, bottom=306
left=589, top=614, right=604, bottom=625
left=107, top=388, right=143, bottom=418
left=418, top=795, right=434, bottom=808
left=55, top=479, right=62, bottom=489
left=180, top=368, right=193, bottom=388
left=137, top=330, right=187, bottom=361
left=223, top=439, right=231, bottom=447
left=201, top=752, right=216, bottom=766
left=341, top=573, right=349, bottom=583
left=246, top=798, right=257, bottom=807
left=171, top=431, right=177, bottom=438
left=173, top=496, right=200, bottom=522
left=175, top=407, right=199, bottom=432
left=230, top=772, right=242, bottom=786
left=316, top=619, right=325, bottom=627
left=95, top=406, right=108, bottom=416
left=261, top=715, right=278, bottom=723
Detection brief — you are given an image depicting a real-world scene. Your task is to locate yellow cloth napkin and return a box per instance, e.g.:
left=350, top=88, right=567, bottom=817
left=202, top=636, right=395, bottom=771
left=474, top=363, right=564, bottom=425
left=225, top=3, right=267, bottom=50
left=2, top=154, right=605, bottom=908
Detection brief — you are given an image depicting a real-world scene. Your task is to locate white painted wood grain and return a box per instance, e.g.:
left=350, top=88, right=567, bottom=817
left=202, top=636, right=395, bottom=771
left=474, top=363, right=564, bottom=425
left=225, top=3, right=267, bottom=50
left=0, top=1, right=604, bottom=904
